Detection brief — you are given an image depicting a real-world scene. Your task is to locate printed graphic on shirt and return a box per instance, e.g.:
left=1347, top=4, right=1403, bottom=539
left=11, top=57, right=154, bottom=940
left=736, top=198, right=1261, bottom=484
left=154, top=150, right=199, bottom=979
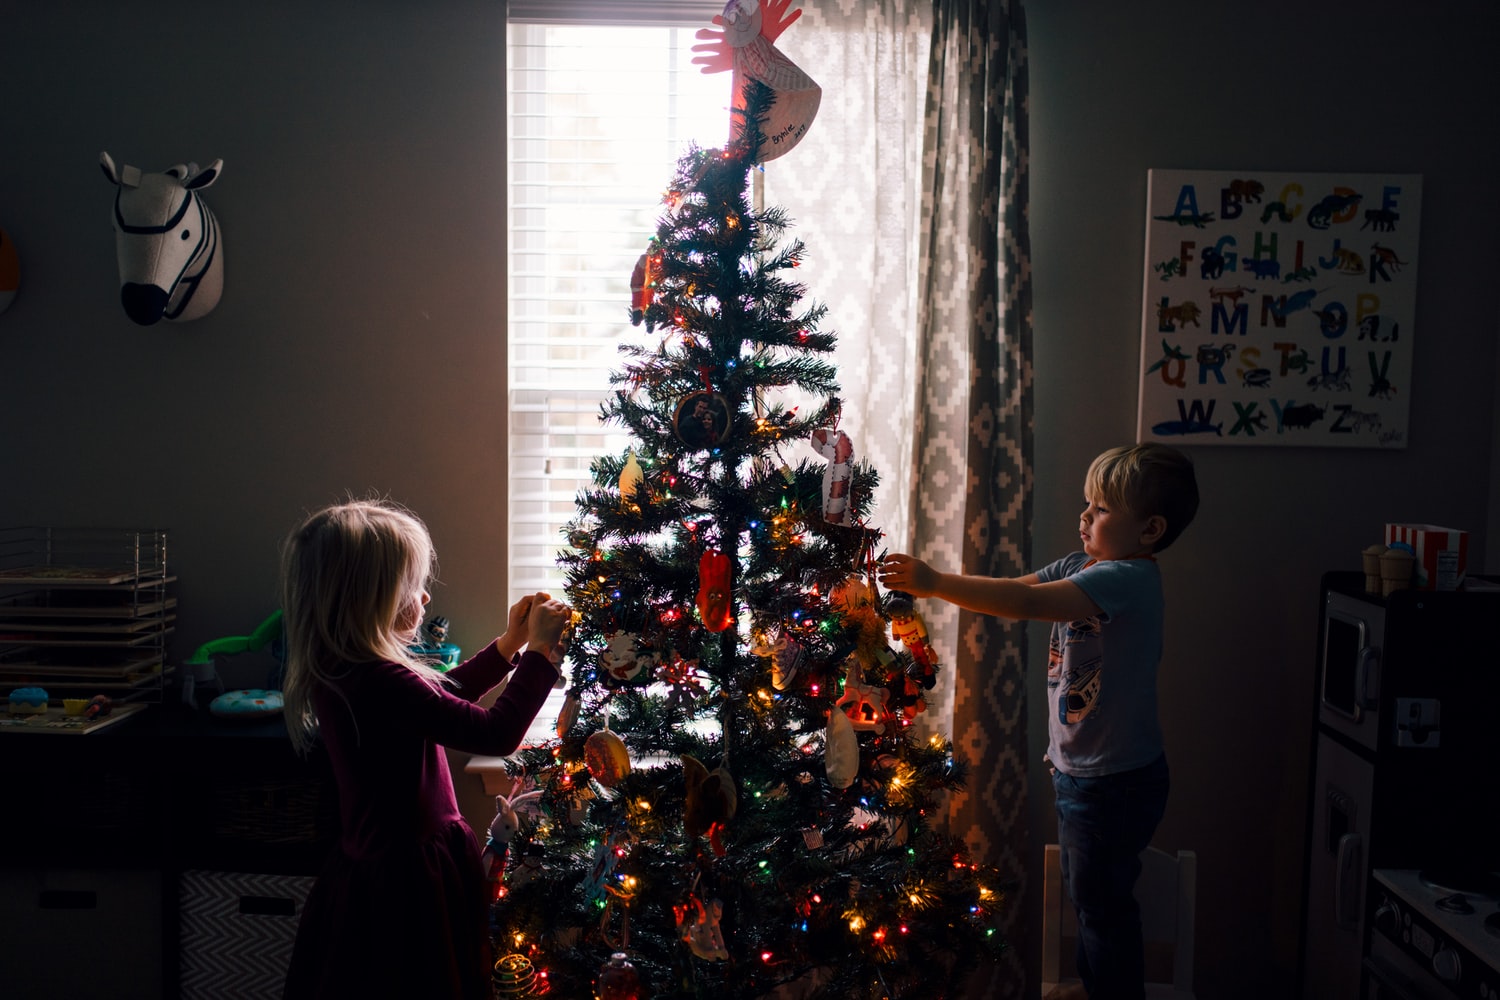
left=1061, top=659, right=1102, bottom=724
left=1054, top=615, right=1104, bottom=725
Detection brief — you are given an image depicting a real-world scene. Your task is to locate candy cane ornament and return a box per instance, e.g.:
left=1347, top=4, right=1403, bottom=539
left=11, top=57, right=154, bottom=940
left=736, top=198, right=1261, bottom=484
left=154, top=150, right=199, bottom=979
left=810, top=428, right=854, bottom=524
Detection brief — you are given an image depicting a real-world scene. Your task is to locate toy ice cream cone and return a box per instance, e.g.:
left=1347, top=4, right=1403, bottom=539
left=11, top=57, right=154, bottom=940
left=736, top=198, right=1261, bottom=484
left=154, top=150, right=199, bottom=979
left=1380, top=548, right=1414, bottom=596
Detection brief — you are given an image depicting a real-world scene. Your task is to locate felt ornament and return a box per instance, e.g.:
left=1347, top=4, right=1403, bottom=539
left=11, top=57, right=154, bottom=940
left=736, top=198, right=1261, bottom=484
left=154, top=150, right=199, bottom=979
left=824, top=702, right=858, bottom=790
left=0, top=225, right=19, bottom=315
left=629, top=248, right=660, bottom=329
left=697, top=549, right=734, bottom=632
left=481, top=787, right=543, bottom=901
left=601, top=631, right=649, bottom=682
left=809, top=428, right=854, bottom=524
left=100, top=151, right=224, bottom=325
left=507, top=843, right=546, bottom=888
left=619, top=449, right=644, bottom=507
left=832, top=574, right=893, bottom=671
left=836, top=660, right=890, bottom=734
left=693, top=0, right=821, bottom=163
left=674, top=894, right=730, bottom=962
left=683, top=754, right=737, bottom=856
left=585, top=728, right=632, bottom=788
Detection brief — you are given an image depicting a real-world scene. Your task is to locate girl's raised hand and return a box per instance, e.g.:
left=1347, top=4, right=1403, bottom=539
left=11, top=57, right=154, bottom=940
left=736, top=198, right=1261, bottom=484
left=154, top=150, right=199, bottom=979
left=526, top=594, right=572, bottom=655
left=495, top=594, right=536, bottom=659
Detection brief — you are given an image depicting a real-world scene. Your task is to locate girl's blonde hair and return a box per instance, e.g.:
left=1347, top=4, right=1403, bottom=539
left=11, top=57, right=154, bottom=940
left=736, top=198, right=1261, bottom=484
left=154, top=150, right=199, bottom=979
left=279, top=498, right=450, bottom=755
left=1085, top=443, right=1200, bottom=552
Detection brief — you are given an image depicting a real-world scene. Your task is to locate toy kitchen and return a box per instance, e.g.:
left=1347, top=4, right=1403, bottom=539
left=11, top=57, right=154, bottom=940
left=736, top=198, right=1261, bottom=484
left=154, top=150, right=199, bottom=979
left=1365, top=868, right=1500, bottom=999
left=1300, top=559, right=1500, bottom=1000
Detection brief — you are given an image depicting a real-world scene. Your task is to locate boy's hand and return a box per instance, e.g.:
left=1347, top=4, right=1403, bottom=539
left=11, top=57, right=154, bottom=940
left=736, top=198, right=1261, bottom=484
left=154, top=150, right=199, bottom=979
left=526, top=594, right=572, bottom=655
left=878, top=554, right=938, bottom=597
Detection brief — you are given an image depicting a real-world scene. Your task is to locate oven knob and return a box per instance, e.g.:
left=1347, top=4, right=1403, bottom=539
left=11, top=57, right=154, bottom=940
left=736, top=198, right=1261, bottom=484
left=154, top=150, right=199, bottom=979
left=1373, top=897, right=1400, bottom=933
left=1432, top=944, right=1462, bottom=982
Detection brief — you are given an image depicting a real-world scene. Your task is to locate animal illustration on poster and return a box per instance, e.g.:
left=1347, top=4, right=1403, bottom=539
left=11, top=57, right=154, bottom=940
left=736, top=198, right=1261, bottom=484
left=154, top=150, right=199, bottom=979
left=1138, top=169, right=1420, bottom=448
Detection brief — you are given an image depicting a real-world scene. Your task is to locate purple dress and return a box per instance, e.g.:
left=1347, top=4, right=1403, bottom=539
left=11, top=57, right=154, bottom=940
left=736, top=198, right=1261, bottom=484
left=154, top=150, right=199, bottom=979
left=283, top=643, right=557, bottom=1000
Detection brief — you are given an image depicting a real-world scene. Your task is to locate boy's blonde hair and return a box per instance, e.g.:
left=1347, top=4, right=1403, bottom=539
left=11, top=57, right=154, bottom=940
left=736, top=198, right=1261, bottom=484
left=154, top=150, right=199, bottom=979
left=279, top=498, right=449, bottom=754
left=1085, top=443, right=1199, bottom=552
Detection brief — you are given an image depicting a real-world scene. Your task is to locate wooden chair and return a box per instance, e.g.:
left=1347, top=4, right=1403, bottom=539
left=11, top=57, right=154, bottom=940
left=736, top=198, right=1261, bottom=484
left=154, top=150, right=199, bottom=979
left=1040, top=844, right=1197, bottom=999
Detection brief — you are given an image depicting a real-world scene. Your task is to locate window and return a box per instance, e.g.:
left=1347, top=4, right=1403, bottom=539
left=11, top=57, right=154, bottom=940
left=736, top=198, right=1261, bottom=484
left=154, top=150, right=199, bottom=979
left=506, top=5, right=731, bottom=738
left=507, top=13, right=731, bottom=610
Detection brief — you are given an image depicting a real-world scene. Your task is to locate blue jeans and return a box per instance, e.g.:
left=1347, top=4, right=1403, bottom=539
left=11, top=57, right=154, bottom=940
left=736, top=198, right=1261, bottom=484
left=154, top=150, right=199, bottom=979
left=1052, top=754, right=1170, bottom=1000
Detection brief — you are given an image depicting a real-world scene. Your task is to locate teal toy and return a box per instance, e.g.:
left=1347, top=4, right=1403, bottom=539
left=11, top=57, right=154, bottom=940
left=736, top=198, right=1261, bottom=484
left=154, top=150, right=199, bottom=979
left=183, top=610, right=284, bottom=706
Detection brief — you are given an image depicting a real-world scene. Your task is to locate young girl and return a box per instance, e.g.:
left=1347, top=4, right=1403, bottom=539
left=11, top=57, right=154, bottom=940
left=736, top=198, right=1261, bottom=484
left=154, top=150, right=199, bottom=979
left=278, top=499, right=569, bottom=1000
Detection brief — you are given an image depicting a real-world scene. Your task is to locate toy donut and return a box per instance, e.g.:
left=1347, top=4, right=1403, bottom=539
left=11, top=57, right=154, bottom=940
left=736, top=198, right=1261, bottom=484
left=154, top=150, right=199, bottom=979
left=7, top=686, right=48, bottom=715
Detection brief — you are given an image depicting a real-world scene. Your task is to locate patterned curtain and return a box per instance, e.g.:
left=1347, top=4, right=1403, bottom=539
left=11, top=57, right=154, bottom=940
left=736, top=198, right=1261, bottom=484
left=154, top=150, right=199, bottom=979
left=919, top=3, right=1033, bottom=996
left=766, top=2, right=1032, bottom=995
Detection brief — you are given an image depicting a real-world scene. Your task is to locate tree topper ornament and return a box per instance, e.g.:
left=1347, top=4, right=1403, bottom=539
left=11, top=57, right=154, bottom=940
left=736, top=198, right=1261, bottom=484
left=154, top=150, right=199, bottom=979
left=692, top=0, right=821, bottom=163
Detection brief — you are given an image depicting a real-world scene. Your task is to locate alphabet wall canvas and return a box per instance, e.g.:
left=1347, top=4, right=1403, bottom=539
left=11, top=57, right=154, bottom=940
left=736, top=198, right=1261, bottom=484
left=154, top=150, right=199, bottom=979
left=1137, top=169, right=1420, bottom=448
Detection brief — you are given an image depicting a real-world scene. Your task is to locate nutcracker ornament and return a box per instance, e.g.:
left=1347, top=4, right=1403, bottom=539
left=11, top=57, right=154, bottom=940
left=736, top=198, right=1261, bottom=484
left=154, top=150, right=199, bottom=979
left=887, top=593, right=940, bottom=687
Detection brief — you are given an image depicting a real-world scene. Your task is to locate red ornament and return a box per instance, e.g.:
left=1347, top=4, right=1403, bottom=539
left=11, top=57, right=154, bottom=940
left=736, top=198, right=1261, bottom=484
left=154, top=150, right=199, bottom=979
left=697, top=549, right=733, bottom=632
left=629, top=251, right=657, bottom=328
left=596, top=952, right=643, bottom=1000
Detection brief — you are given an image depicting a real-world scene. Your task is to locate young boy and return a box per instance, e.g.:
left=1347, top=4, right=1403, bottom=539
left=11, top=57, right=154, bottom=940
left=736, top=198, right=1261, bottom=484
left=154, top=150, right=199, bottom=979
left=878, top=442, right=1198, bottom=1000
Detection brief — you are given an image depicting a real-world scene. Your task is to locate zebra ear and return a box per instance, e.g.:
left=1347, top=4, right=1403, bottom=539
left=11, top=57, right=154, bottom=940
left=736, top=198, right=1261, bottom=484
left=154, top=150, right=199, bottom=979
left=99, top=151, right=122, bottom=186
left=185, top=159, right=223, bottom=191
left=99, top=152, right=141, bottom=188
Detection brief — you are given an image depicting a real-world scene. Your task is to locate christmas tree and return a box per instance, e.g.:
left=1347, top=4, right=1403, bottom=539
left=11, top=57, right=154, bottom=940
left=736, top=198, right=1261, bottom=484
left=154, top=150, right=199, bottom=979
left=486, top=40, right=1009, bottom=1000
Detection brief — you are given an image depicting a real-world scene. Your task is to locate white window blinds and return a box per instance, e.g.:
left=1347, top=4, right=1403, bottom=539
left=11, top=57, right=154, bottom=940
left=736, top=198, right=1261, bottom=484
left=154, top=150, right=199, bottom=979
left=506, top=18, right=732, bottom=610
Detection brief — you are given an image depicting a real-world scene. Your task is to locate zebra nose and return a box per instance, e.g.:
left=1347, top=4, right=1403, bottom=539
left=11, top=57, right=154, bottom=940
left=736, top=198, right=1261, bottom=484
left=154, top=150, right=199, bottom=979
left=120, top=283, right=168, bottom=325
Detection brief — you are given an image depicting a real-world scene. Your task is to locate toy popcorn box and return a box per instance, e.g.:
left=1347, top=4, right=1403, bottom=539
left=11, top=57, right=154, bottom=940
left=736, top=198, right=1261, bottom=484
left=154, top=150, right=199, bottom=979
left=1385, top=523, right=1468, bottom=591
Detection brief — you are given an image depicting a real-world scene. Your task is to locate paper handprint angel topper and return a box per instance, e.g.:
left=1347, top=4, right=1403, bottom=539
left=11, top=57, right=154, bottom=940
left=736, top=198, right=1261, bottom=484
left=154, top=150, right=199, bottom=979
left=693, top=0, right=821, bottom=162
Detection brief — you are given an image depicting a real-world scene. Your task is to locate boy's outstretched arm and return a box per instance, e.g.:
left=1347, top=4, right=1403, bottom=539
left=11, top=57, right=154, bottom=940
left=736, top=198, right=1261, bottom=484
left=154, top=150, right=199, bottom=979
left=878, top=554, right=1100, bottom=623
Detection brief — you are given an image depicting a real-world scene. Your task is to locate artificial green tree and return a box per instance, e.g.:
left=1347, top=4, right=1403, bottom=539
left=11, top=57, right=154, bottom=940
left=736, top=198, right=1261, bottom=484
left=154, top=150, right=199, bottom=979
left=489, top=84, right=1009, bottom=1000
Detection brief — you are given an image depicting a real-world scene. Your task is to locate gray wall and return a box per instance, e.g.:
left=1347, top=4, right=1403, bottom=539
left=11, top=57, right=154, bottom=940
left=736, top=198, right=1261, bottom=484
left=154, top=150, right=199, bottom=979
left=1, top=0, right=511, bottom=670
left=1027, top=2, right=1498, bottom=996
left=1, top=2, right=1496, bottom=997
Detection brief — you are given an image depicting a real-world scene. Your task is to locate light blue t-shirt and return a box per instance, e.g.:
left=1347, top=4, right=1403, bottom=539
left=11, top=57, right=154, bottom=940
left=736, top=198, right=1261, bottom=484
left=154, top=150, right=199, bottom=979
left=1035, top=552, right=1164, bottom=777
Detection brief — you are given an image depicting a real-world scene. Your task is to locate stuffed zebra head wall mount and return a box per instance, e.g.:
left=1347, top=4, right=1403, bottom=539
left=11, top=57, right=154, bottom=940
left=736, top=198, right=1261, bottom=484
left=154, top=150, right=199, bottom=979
left=100, top=151, right=224, bottom=325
